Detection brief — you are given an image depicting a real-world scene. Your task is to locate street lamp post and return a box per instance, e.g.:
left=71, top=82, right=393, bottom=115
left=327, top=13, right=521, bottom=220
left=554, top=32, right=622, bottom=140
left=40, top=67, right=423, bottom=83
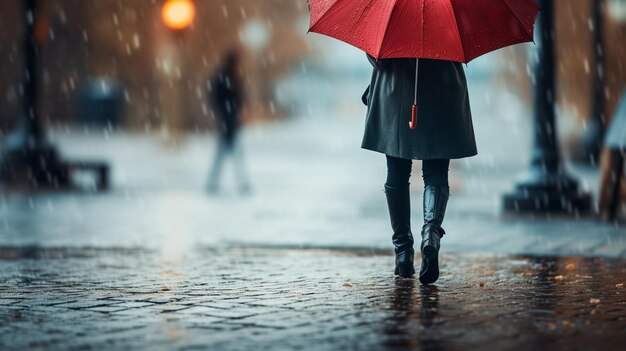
left=502, top=0, right=592, bottom=213
left=157, top=0, right=195, bottom=145
left=0, top=0, right=68, bottom=188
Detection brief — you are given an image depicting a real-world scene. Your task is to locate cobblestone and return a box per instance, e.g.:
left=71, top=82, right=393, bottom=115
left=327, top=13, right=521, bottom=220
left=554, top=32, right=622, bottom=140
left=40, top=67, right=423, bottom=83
left=1, top=247, right=625, bottom=350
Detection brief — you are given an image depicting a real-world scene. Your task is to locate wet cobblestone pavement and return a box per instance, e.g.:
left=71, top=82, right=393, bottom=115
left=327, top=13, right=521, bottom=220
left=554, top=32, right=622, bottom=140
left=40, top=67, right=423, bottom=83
left=1, top=247, right=625, bottom=350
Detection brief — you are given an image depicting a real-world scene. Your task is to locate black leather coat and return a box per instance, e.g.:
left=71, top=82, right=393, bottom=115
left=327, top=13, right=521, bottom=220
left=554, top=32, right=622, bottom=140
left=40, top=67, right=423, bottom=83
left=361, top=55, right=477, bottom=160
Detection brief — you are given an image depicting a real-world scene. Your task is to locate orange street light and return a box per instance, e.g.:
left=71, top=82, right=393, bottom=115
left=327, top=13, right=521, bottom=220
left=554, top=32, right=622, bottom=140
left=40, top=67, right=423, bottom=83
left=162, top=0, right=196, bottom=30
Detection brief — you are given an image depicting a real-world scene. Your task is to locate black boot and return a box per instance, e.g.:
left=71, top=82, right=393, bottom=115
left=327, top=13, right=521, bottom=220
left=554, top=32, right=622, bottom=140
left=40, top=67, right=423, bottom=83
left=419, top=185, right=449, bottom=285
left=385, top=184, right=415, bottom=278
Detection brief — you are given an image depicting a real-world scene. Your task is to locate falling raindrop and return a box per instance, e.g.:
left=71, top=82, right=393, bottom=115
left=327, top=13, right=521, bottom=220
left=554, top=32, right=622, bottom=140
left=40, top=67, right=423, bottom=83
left=133, top=33, right=141, bottom=49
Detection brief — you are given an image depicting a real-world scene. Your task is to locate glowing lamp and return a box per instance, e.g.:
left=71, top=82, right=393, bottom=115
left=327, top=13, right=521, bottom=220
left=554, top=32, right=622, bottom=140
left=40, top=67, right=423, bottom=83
left=162, top=0, right=196, bottom=30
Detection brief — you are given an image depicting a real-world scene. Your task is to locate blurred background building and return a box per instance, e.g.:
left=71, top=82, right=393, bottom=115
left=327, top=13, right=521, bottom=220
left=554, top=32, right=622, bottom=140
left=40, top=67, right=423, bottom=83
left=0, top=0, right=311, bottom=133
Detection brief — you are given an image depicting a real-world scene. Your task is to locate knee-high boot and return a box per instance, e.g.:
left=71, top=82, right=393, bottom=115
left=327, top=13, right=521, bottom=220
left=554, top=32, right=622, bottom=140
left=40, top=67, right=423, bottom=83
left=384, top=184, right=415, bottom=277
left=419, top=185, right=449, bottom=284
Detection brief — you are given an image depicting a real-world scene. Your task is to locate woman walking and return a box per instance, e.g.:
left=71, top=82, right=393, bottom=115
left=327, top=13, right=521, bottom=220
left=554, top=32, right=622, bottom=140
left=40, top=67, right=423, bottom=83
left=361, top=55, right=477, bottom=285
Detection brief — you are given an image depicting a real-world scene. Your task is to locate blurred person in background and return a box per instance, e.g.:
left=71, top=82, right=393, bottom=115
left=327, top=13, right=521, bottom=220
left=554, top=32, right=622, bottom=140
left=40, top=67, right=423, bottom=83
left=362, top=55, right=477, bottom=285
left=207, top=50, right=251, bottom=195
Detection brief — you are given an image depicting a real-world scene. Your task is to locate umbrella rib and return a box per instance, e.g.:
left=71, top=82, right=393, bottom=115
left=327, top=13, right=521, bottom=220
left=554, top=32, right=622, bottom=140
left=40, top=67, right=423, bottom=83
left=349, top=0, right=378, bottom=36
left=501, top=0, right=536, bottom=37
left=377, top=0, right=402, bottom=59
left=446, top=0, right=467, bottom=63
left=308, top=0, right=344, bottom=32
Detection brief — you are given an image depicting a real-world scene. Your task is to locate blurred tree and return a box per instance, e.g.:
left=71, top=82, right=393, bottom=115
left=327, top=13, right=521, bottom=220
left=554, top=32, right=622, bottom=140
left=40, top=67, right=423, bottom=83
left=0, top=0, right=311, bottom=133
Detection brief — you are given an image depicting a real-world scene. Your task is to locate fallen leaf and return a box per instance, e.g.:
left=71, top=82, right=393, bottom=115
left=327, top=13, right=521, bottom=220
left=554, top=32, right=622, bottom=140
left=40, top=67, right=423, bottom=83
left=554, top=275, right=564, bottom=281
left=565, top=263, right=577, bottom=271
left=589, top=298, right=600, bottom=304
left=616, top=283, right=624, bottom=288
left=342, top=283, right=352, bottom=287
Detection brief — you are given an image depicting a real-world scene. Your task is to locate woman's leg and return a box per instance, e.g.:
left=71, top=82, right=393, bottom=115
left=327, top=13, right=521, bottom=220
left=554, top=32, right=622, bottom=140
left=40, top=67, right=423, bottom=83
left=422, top=159, right=450, bottom=188
left=385, top=155, right=415, bottom=277
left=419, top=159, right=450, bottom=284
left=386, top=155, right=412, bottom=188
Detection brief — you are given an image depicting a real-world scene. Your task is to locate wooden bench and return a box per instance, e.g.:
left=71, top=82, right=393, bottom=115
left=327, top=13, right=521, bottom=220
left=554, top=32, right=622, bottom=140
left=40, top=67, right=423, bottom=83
left=65, top=161, right=110, bottom=191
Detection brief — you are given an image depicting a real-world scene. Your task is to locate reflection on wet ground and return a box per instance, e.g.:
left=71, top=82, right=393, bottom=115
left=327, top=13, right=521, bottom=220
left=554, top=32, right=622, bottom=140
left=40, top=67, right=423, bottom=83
left=378, top=254, right=626, bottom=350
left=0, top=247, right=625, bottom=350
left=383, top=281, right=443, bottom=350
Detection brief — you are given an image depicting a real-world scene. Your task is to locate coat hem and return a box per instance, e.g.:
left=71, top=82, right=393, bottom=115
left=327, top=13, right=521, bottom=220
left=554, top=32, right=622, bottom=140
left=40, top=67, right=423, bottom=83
left=361, top=144, right=478, bottom=160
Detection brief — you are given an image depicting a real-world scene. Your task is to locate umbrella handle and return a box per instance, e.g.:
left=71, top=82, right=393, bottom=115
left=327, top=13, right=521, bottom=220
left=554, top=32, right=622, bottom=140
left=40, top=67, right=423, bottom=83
left=410, top=58, right=419, bottom=130
left=409, top=104, right=418, bottom=129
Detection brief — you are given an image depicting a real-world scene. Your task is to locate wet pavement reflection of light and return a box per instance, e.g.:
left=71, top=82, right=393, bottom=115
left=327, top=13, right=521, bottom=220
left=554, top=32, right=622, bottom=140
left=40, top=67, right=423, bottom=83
left=0, top=247, right=624, bottom=350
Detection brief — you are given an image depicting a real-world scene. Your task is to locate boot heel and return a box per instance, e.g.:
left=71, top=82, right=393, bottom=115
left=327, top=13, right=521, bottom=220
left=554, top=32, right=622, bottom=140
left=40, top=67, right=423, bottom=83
left=396, top=264, right=415, bottom=277
left=422, top=245, right=437, bottom=260
left=419, top=247, right=439, bottom=284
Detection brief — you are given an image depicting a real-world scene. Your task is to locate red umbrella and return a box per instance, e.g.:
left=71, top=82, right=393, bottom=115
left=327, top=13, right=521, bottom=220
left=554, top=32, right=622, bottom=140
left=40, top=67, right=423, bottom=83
left=308, top=0, right=540, bottom=128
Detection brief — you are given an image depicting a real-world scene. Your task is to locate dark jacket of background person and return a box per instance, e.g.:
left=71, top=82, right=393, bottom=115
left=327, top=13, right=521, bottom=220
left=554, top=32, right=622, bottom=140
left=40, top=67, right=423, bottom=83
left=209, top=56, right=242, bottom=145
left=361, top=54, right=477, bottom=160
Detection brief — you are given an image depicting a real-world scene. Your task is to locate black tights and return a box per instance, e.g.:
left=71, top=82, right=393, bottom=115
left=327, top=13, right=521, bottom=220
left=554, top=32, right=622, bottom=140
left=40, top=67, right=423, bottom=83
left=386, top=155, right=450, bottom=188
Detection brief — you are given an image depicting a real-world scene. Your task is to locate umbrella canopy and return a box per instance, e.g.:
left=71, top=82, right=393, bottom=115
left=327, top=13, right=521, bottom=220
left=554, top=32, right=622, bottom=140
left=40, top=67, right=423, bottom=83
left=308, top=0, right=540, bottom=63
